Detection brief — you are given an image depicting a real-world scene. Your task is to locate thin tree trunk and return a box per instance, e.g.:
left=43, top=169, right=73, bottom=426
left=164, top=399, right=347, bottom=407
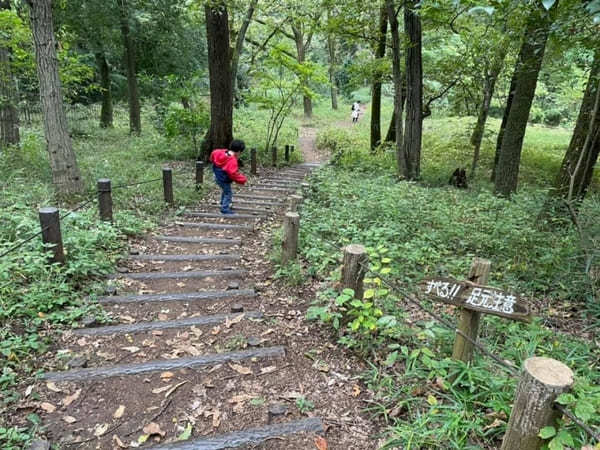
left=0, top=0, right=19, bottom=149
left=471, top=44, right=508, bottom=178
left=552, top=49, right=600, bottom=200
left=26, top=0, right=83, bottom=194
left=491, top=75, right=517, bottom=182
left=402, top=0, right=422, bottom=180
left=231, top=0, right=257, bottom=105
left=386, top=0, right=405, bottom=176
left=370, top=4, right=387, bottom=151
left=119, top=0, right=141, bottom=135
left=385, top=109, right=396, bottom=142
left=204, top=1, right=233, bottom=158
left=327, top=30, right=338, bottom=110
left=494, top=2, right=557, bottom=196
left=292, top=26, right=313, bottom=119
left=95, top=52, right=113, bottom=128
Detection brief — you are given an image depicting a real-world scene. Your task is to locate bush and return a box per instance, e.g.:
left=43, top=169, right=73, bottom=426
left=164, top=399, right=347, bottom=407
left=543, top=108, right=563, bottom=127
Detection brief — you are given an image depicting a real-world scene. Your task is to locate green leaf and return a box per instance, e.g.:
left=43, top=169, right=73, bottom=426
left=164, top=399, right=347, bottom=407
left=380, top=267, right=391, bottom=275
left=363, top=289, right=375, bottom=299
left=574, top=399, right=595, bottom=421
left=426, top=395, right=438, bottom=406
left=555, top=393, right=575, bottom=405
left=177, top=423, right=193, bottom=441
left=538, top=426, right=556, bottom=439
left=385, top=351, right=399, bottom=366
left=381, top=258, right=391, bottom=264
left=342, top=288, right=355, bottom=296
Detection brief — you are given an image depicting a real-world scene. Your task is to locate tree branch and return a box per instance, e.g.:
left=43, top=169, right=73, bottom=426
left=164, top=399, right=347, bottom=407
left=422, top=78, right=459, bottom=119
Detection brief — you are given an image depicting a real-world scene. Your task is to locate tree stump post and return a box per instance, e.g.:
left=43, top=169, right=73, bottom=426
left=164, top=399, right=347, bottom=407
left=282, top=212, right=299, bottom=265
left=271, top=146, right=277, bottom=167
left=285, top=145, right=290, bottom=162
left=288, top=194, right=303, bottom=213
left=97, top=178, right=113, bottom=223
left=195, top=160, right=204, bottom=189
left=341, top=244, right=368, bottom=299
left=501, top=357, right=574, bottom=450
left=451, top=257, right=491, bottom=364
left=39, top=207, right=65, bottom=264
left=162, top=167, right=174, bottom=207
left=250, top=148, right=257, bottom=175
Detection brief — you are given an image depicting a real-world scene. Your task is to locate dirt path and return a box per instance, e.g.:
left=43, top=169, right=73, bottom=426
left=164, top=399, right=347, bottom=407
left=298, top=126, right=327, bottom=164
left=30, top=164, right=378, bottom=449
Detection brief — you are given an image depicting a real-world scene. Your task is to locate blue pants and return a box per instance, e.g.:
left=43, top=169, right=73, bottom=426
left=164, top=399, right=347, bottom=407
left=215, top=178, right=232, bottom=213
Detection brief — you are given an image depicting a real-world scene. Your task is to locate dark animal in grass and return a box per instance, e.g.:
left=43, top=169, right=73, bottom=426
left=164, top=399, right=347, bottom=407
left=449, top=168, right=468, bottom=189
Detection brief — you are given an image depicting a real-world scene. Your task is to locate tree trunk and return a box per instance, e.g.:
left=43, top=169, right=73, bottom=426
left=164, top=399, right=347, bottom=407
left=370, top=4, right=387, bottom=151
left=0, top=0, right=19, bottom=149
left=95, top=52, right=113, bottom=128
left=471, top=44, right=508, bottom=178
left=386, top=0, right=404, bottom=176
left=491, top=74, right=517, bottom=182
left=119, top=0, right=141, bottom=135
left=26, top=0, right=83, bottom=194
left=292, top=26, right=313, bottom=119
left=204, top=1, right=233, bottom=158
left=552, top=49, right=600, bottom=201
left=494, top=2, right=557, bottom=197
left=385, top=109, right=396, bottom=142
left=327, top=30, right=338, bottom=110
left=402, top=1, right=422, bottom=180
left=231, top=0, right=257, bottom=105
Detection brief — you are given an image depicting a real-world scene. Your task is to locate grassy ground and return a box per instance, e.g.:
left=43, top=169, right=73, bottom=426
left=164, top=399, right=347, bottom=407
left=298, top=98, right=600, bottom=449
left=0, top=102, right=301, bottom=448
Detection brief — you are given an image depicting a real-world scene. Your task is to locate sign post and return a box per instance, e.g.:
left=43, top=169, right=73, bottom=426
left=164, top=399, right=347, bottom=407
left=421, top=258, right=532, bottom=364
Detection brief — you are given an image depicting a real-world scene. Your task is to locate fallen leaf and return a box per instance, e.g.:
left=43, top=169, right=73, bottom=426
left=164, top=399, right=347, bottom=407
left=224, top=314, right=245, bottom=328
left=122, top=346, right=140, bottom=353
left=143, top=422, right=165, bottom=437
left=24, top=385, right=34, bottom=397
left=260, top=366, right=277, bottom=375
left=211, top=410, right=221, bottom=428
left=435, top=377, right=447, bottom=391
left=315, top=436, right=328, bottom=450
left=260, top=329, right=274, bottom=336
left=160, top=371, right=174, bottom=380
left=151, top=330, right=164, bottom=336
left=228, top=394, right=259, bottom=404
left=113, top=435, right=128, bottom=448
left=94, top=423, right=109, bottom=437
left=63, top=415, right=77, bottom=423
left=76, top=337, right=87, bottom=346
left=281, top=391, right=303, bottom=400
left=120, top=315, right=136, bottom=323
left=62, top=389, right=81, bottom=406
left=152, top=384, right=172, bottom=394
left=46, top=382, right=62, bottom=393
left=158, top=313, right=169, bottom=320
left=229, top=363, right=253, bottom=375
left=40, top=402, right=56, bottom=413
left=351, top=384, right=361, bottom=397
left=177, top=423, right=193, bottom=441
left=211, top=326, right=221, bottom=335
left=113, top=405, right=126, bottom=419
left=483, top=418, right=506, bottom=431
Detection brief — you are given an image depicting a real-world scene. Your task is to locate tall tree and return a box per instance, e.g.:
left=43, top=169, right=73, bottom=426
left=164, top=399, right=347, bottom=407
left=326, top=10, right=338, bottom=110
left=25, top=0, right=83, bottom=194
left=494, top=0, right=558, bottom=196
left=471, top=40, right=509, bottom=177
left=551, top=48, right=600, bottom=201
left=95, top=51, right=113, bottom=128
left=370, top=3, right=388, bottom=151
left=291, top=21, right=316, bottom=118
left=402, top=0, right=422, bottom=180
left=386, top=0, right=404, bottom=176
left=231, top=0, right=258, bottom=102
left=0, top=0, right=20, bottom=149
left=118, top=0, right=141, bottom=135
left=204, top=1, right=233, bottom=155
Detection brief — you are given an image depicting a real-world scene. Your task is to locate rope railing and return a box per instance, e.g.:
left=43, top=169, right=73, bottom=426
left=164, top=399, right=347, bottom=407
left=310, top=235, right=600, bottom=444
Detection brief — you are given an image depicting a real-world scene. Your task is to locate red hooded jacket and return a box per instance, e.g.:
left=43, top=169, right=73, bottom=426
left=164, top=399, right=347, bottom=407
left=210, top=149, right=247, bottom=184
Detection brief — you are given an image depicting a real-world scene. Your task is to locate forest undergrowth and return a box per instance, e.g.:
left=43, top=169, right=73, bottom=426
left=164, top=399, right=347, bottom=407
left=295, top=103, right=600, bottom=449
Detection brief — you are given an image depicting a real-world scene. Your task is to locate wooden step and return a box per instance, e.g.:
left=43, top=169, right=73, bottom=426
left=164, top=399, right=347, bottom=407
left=155, top=235, right=242, bottom=244
left=184, top=213, right=263, bottom=220
left=97, top=289, right=256, bottom=304
left=129, top=253, right=240, bottom=262
left=108, top=269, right=245, bottom=281
left=174, top=222, right=253, bottom=231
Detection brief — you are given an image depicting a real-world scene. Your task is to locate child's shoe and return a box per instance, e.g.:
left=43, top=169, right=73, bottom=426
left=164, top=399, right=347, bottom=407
left=221, top=209, right=235, bottom=215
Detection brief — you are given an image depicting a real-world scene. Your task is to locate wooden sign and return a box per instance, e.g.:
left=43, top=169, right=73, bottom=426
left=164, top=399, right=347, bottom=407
left=422, top=278, right=532, bottom=323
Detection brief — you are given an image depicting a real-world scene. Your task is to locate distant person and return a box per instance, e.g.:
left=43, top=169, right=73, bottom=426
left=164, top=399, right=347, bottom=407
left=351, top=101, right=361, bottom=123
left=210, top=140, right=247, bottom=214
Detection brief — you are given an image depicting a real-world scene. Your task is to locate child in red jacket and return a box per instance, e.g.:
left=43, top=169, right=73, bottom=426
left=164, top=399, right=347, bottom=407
left=210, top=140, right=247, bottom=214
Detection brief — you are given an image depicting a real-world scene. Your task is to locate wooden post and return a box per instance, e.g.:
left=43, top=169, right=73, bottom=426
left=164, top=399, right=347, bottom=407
left=162, top=167, right=174, bottom=207
left=39, top=207, right=65, bottom=264
left=271, top=146, right=277, bottom=167
left=97, top=178, right=113, bottom=223
left=452, top=257, right=490, bottom=364
left=501, top=357, right=574, bottom=450
left=285, top=145, right=290, bottom=162
left=288, top=194, right=303, bottom=212
left=341, top=244, right=368, bottom=299
left=291, top=145, right=295, bottom=153
left=250, top=148, right=257, bottom=175
left=282, top=212, right=299, bottom=265
left=195, top=160, right=204, bottom=189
